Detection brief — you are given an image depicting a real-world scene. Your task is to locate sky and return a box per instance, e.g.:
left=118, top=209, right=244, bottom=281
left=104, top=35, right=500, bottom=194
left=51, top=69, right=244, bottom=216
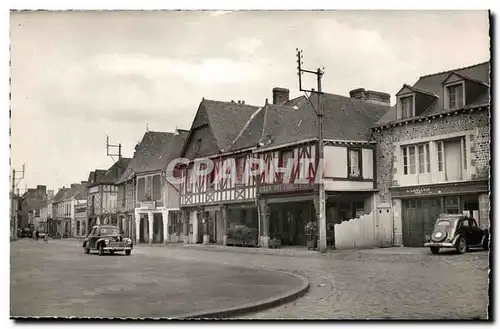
left=10, top=10, right=490, bottom=192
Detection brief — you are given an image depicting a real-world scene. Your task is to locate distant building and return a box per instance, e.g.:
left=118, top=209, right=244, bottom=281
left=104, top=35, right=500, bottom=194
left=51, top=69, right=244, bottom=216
left=19, top=185, right=47, bottom=229
left=86, top=158, right=131, bottom=235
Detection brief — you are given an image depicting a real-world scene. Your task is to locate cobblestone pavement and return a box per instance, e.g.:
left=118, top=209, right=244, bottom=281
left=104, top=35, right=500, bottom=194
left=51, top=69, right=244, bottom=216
left=10, top=239, right=305, bottom=318
left=40, top=239, right=490, bottom=319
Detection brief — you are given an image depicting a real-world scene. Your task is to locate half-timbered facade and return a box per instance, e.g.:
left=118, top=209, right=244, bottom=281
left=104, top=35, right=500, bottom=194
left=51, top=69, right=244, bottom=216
left=86, top=158, right=130, bottom=234
left=179, top=99, right=261, bottom=245
left=179, top=87, right=389, bottom=248
left=372, top=62, right=490, bottom=247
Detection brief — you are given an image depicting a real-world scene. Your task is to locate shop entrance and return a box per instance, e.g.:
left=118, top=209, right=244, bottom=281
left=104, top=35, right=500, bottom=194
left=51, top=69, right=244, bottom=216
left=269, top=201, right=313, bottom=246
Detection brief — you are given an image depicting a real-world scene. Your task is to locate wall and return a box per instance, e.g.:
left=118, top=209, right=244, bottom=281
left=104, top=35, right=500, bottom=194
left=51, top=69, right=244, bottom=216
left=334, top=208, right=392, bottom=250
left=324, top=145, right=374, bottom=179
left=373, top=110, right=490, bottom=203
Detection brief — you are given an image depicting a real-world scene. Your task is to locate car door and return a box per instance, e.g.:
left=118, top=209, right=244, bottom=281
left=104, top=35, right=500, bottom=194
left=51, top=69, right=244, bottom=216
left=89, top=228, right=99, bottom=249
left=468, top=218, right=482, bottom=246
left=459, top=218, right=471, bottom=243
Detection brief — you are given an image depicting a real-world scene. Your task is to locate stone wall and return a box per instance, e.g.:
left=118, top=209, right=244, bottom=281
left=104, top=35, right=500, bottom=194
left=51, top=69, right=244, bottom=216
left=373, top=109, right=491, bottom=203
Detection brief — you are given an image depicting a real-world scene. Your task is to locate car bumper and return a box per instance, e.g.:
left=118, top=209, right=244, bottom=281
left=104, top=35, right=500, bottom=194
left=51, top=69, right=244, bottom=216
left=424, top=242, right=454, bottom=248
left=103, top=246, right=133, bottom=251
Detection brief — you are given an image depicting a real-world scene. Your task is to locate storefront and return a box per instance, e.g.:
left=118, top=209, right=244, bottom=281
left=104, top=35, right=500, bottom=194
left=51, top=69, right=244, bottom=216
left=391, top=179, right=489, bottom=247
left=258, top=183, right=316, bottom=247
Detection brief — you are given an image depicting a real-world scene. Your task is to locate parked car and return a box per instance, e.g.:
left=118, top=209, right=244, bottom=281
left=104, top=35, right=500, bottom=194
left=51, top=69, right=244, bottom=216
left=82, top=225, right=133, bottom=256
left=19, top=227, right=33, bottom=238
left=424, top=214, right=489, bottom=254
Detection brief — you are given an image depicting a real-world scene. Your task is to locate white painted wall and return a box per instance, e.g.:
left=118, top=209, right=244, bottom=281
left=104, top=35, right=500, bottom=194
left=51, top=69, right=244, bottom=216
left=334, top=208, right=392, bottom=250
left=362, top=148, right=374, bottom=179
left=324, top=146, right=347, bottom=178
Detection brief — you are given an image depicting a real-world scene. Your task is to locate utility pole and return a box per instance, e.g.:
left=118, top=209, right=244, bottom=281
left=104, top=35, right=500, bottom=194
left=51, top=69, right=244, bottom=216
left=296, top=49, right=327, bottom=253
left=11, top=164, right=25, bottom=240
left=106, top=135, right=122, bottom=161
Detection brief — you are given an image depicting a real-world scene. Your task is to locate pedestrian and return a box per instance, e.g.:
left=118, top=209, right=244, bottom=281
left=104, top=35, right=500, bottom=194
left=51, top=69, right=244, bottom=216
left=35, top=229, right=39, bottom=242
left=43, top=232, right=48, bottom=244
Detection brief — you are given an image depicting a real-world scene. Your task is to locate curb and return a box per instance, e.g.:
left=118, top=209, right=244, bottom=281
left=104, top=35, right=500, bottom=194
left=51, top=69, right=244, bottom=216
left=177, top=270, right=310, bottom=319
left=178, top=244, right=326, bottom=258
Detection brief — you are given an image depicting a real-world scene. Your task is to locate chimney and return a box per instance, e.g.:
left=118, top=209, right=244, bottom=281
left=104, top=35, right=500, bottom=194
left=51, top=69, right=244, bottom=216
left=237, top=100, right=241, bottom=104
left=350, top=88, right=390, bottom=106
left=272, top=87, right=290, bottom=105
left=47, top=190, right=54, bottom=200
left=242, top=100, right=245, bottom=105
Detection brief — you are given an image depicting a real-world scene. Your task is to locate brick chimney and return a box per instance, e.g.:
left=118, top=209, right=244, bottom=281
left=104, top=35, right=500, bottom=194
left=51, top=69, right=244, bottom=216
left=349, top=88, right=390, bottom=106
left=272, top=87, right=290, bottom=105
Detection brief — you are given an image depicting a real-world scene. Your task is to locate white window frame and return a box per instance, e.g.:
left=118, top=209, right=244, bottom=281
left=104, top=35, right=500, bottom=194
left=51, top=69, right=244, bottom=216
left=398, top=94, right=415, bottom=119
left=348, top=149, right=361, bottom=177
left=444, top=82, right=465, bottom=110
left=402, top=143, right=431, bottom=176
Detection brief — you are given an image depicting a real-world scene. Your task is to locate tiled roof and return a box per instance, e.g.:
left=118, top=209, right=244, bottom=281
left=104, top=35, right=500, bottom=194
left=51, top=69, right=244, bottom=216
left=89, top=158, right=131, bottom=187
left=229, top=93, right=388, bottom=151
left=52, top=188, right=69, bottom=203
left=117, top=130, right=186, bottom=184
left=374, top=61, right=490, bottom=127
left=200, top=99, right=260, bottom=151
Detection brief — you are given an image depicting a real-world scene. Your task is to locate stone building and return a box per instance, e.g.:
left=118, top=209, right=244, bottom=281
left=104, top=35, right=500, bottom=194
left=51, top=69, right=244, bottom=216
left=371, top=61, right=490, bottom=247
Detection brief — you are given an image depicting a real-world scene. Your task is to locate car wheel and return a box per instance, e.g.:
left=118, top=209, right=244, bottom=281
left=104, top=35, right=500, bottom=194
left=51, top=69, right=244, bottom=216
left=430, top=246, right=440, bottom=254
left=98, top=244, right=104, bottom=256
left=109, top=251, right=114, bottom=255
left=456, top=237, right=468, bottom=254
left=125, top=250, right=131, bottom=256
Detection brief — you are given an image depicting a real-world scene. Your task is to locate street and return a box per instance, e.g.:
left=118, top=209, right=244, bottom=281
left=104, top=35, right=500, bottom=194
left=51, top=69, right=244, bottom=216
left=11, top=239, right=490, bottom=319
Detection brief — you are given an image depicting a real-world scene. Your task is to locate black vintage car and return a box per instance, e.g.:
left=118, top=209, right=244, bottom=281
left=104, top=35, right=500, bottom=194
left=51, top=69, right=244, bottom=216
left=82, top=225, right=133, bottom=256
left=424, top=214, right=489, bottom=254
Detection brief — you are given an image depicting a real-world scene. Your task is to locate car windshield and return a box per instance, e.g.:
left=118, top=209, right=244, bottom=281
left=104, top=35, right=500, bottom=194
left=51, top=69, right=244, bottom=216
left=436, top=220, right=451, bottom=227
left=100, top=228, right=120, bottom=235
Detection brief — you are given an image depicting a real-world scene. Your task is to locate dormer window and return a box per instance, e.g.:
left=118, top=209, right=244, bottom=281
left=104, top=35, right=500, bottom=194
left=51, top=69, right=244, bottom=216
left=399, top=95, right=414, bottom=119
left=445, top=83, right=464, bottom=110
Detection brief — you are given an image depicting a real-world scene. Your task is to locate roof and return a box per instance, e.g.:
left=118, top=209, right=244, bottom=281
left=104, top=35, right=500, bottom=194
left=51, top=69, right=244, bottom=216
left=116, top=131, right=175, bottom=183
left=374, top=61, right=490, bottom=127
left=180, top=99, right=260, bottom=156
left=52, top=188, right=69, bottom=203
left=230, top=93, right=388, bottom=151
left=88, top=158, right=131, bottom=187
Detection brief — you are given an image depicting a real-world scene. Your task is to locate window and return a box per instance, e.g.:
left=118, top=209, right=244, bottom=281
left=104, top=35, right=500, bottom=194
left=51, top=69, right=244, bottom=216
left=400, top=96, right=414, bottom=119
left=408, top=146, right=416, bottom=174
left=35, top=209, right=40, bottom=217
left=146, top=176, right=153, bottom=199
left=235, top=157, right=245, bottom=184
left=446, top=83, right=464, bottom=109
left=403, top=143, right=430, bottom=175
left=152, top=175, right=161, bottom=200
left=437, top=142, right=444, bottom=172
left=461, top=219, right=469, bottom=228
left=137, top=177, right=145, bottom=201
left=348, top=149, right=361, bottom=177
